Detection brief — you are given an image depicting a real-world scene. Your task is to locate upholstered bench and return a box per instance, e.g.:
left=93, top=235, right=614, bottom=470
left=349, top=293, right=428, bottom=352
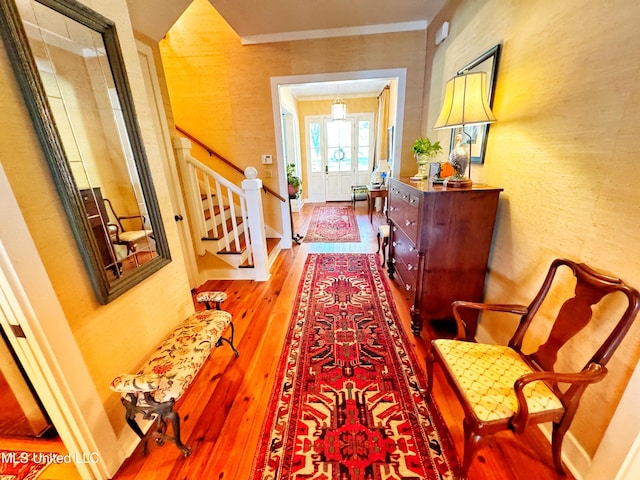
left=109, top=291, right=238, bottom=457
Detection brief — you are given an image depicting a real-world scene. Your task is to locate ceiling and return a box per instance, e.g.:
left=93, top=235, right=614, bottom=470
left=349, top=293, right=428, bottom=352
left=208, top=0, right=446, bottom=44
left=127, top=0, right=445, bottom=44
left=126, top=0, right=445, bottom=98
left=285, top=78, right=393, bottom=99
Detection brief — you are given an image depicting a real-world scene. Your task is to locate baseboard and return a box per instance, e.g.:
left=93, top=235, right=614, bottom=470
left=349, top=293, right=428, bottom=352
left=117, top=417, right=154, bottom=459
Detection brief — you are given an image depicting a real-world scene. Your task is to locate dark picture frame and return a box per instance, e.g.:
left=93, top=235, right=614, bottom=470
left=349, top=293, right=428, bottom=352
left=450, top=44, right=501, bottom=164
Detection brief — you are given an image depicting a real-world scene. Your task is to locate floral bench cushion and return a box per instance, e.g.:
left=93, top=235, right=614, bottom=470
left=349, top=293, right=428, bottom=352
left=110, top=309, right=232, bottom=406
left=432, top=339, right=564, bottom=424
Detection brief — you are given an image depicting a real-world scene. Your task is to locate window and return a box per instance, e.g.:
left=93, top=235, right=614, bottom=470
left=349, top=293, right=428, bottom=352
left=326, top=120, right=352, bottom=172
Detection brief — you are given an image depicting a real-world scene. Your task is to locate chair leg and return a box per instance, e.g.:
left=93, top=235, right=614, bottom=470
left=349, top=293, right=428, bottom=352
left=382, top=236, right=388, bottom=266
left=551, top=421, right=569, bottom=475
left=424, top=346, right=436, bottom=396
left=462, top=418, right=486, bottom=478
left=376, top=231, right=381, bottom=253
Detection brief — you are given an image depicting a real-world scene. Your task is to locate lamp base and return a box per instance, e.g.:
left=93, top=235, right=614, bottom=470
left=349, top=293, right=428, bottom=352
left=443, top=175, right=472, bottom=188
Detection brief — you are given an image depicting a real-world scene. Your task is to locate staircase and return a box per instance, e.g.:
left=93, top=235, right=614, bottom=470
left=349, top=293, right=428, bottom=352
left=173, top=137, right=279, bottom=280
left=198, top=177, right=251, bottom=269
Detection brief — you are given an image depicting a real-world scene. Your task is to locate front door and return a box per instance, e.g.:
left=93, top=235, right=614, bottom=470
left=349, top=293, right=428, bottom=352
left=306, top=114, right=374, bottom=202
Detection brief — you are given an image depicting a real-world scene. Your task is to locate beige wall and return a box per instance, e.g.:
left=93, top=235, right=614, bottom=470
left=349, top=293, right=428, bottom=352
left=0, top=0, right=194, bottom=436
left=159, top=0, right=428, bottom=212
left=425, top=0, right=640, bottom=467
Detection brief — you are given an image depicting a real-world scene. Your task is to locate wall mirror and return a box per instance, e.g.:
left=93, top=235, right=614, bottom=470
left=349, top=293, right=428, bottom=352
left=450, top=44, right=501, bottom=164
left=0, top=0, right=171, bottom=304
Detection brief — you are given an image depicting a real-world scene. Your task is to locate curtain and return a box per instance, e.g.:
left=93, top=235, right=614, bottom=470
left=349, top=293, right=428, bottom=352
left=374, top=85, right=390, bottom=169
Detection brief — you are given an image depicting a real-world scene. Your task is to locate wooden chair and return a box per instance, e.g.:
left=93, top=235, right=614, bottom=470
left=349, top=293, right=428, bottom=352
left=104, top=197, right=154, bottom=266
left=351, top=185, right=368, bottom=209
left=425, top=258, right=640, bottom=478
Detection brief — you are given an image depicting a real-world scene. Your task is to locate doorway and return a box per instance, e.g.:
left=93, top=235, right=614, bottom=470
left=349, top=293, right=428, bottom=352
left=306, top=114, right=374, bottom=202
left=271, top=68, right=407, bottom=247
left=0, top=327, right=51, bottom=437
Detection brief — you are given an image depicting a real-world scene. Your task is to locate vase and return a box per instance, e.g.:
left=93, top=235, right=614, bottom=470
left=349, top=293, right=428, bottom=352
left=410, top=153, right=430, bottom=180
left=444, top=135, right=472, bottom=188
left=288, top=185, right=300, bottom=198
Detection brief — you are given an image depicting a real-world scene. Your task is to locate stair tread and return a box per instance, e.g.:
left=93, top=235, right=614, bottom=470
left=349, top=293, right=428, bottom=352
left=202, top=216, right=243, bottom=240
left=203, top=203, right=229, bottom=222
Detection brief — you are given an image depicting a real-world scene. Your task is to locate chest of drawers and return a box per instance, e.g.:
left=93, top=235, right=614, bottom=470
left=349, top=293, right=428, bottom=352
left=387, top=178, right=502, bottom=336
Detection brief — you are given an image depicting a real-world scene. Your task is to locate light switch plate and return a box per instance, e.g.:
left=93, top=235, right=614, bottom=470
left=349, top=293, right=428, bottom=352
left=261, top=154, right=273, bottom=164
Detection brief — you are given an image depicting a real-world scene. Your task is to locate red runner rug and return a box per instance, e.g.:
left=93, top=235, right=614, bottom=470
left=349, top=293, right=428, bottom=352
left=303, top=206, right=361, bottom=242
left=250, top=253, right=460, bottom=479
left=0, top=450, right=52, bottom=479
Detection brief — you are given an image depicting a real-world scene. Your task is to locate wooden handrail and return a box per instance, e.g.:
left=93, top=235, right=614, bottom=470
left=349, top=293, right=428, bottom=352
left=175, top=125, right=286, bottom=203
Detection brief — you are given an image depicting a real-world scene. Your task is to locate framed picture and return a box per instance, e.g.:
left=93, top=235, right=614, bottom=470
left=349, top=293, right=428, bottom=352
left=428, top=162, right=441, bottom=180
left=450, top=44, right=501, bottom=164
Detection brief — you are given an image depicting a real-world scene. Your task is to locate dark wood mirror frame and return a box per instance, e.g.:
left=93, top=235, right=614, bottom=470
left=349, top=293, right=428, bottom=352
left=0, top=0, right=171, bottom=304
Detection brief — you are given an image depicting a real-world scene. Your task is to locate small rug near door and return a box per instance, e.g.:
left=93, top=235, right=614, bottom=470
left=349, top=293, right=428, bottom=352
left=0, top=450, right=52, bottom=480
left=250, top=253, right=461, bottom=479
left=303, top=206, right=361, bottom=242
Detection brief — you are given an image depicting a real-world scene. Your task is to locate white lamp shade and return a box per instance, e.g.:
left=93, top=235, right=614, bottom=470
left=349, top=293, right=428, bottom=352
left=331, top=97, right=346, bottom=120
left=433, top=72, right=496, bottom=129
left=376, top=159, right=391, bottom=174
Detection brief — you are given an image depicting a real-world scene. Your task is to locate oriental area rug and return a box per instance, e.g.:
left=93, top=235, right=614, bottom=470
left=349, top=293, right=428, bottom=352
left=303, top=206, right=361, bottom=243
left=0, top=450, right=52, bottom=480
left=250, top=253, right=460, bottom=479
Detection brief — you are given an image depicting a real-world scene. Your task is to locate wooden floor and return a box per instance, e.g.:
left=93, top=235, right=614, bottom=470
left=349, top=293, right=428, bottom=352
left=1, top=201, right=574, bottom=480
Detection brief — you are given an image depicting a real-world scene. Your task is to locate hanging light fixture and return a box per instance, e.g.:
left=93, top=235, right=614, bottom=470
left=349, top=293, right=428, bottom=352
left=331, top=96, right=346, bottom=121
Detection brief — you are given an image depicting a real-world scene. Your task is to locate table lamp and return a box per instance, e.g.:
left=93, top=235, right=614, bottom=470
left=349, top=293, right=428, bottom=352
left=433, top=71, right=496, bottom=188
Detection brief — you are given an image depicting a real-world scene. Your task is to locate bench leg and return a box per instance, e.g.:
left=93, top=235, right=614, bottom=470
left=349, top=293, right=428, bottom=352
left=216, top=321, right=239, bottom=357
left=163, top=409, right=191, bottom=457
left=122, top=395, right=192, bottom=457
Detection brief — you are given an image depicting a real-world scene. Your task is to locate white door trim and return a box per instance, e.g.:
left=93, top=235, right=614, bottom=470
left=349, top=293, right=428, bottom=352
left=270, top=68, right=407, bottom=243
left=136, top=41, right=199, bottom=288
left=0, top=164, right=122, bottom=479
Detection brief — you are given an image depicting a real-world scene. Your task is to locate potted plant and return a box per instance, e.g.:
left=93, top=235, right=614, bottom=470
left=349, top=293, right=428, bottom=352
left=287, top=164, right=302, bottom=198
left=411, top=137, right=442, bottom=179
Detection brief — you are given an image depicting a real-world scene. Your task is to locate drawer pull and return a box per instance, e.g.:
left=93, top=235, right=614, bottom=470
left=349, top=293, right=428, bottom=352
left=392, top=241, right=397, bottom=247
left=392, top=226, right=397, bottom=232
left=407, top=264, right=413, bottom=271
left=405, top=220, right=415, bottom=227
left=390, top=206, right=396, bottom=211
left=402, top=194, right=409, bottom=199
left=410, top=198, right=417, bottom=204
left=405, top=284, right=412, bottom=291
left=409, top=246, right=415, bottom=252
left=392, top=258, right=397, bottom=264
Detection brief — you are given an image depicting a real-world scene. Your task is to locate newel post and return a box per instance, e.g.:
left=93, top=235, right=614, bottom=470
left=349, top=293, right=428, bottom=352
left=242, top=167, right=270, bottom=281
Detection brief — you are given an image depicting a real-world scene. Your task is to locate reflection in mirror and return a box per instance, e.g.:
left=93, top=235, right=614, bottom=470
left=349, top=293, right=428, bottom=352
left=0, top=0, right=171, bottom=303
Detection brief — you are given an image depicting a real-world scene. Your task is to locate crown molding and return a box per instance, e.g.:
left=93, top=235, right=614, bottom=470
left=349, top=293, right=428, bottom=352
left=240, top=20, right=428, bottom=45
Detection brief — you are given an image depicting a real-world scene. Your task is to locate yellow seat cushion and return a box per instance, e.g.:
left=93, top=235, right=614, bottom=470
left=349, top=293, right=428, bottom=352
left=433, top=339, right=564, bottom=424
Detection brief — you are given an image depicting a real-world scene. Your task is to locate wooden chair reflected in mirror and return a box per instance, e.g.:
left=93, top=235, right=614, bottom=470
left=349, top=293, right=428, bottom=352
left=80, top=188, right=155, bottom=277
left=425, top=258, right=640, bottom=478
left=103, top=197, right=155, bottom=267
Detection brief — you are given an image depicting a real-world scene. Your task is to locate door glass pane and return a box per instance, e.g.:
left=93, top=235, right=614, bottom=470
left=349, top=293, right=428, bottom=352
left=357, top=120, right=371, bottom=171
left=327, top=120, right=352, bottom=172
left=309, top=122, right=322, bottom=172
